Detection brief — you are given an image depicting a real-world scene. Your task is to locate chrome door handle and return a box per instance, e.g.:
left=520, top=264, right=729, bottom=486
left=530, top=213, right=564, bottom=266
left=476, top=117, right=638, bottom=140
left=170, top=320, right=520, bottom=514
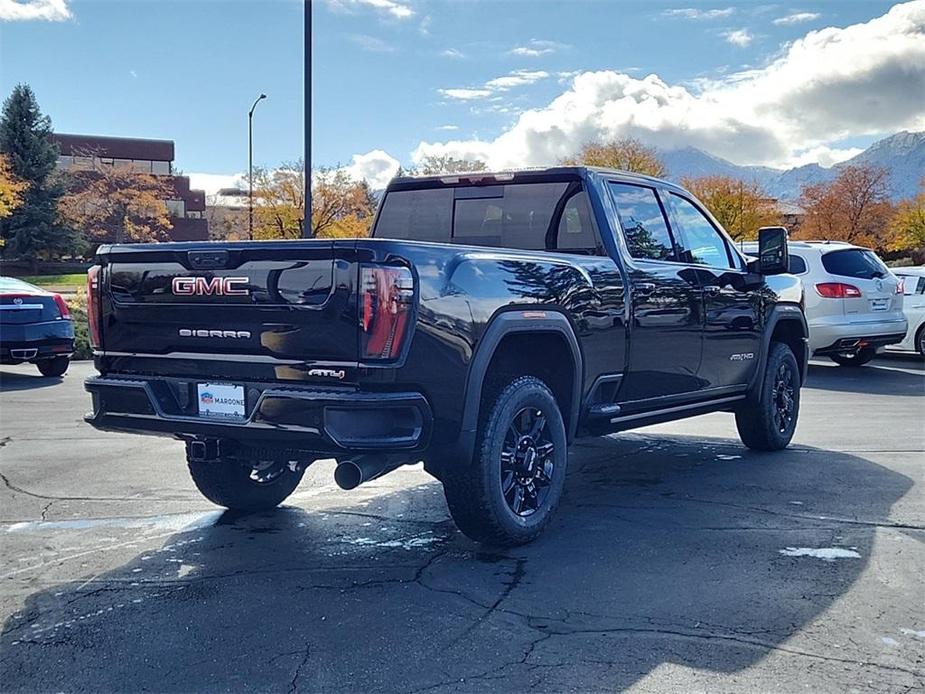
left=635, top=282, right=656, bottom=292
left=703, top=285, right=722, bottom=296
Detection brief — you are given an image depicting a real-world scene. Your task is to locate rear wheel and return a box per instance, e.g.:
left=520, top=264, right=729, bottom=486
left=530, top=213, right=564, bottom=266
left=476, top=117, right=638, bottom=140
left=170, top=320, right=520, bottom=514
left=735, top=341, right=800, bottom=451
left=37, top=356, right=69, bottom=377
left=187, top=455, right=304, bottom=511
left=916, top=325, right=925, bottom=358
left=830, top=348, right=876, bottom=367
left=442, top=376, right=568, bottom=546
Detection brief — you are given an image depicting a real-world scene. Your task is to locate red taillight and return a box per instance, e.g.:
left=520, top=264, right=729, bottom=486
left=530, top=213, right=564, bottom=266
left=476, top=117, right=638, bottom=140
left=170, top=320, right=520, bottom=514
left=815, top=282, right=862, bottom=298
left=87, top=265, right=101, bottom=349
left=896, top=279, right=904, bottom=295
left=359, top=265, right=414, bottom=360
left=52, top=293, right=70, bottom=319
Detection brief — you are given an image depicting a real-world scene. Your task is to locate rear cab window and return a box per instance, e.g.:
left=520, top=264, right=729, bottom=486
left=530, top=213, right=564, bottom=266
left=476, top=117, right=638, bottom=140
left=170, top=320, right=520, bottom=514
left=821, top=248, right=889, bottom=279
left=374, top=180, right=604, bottom=255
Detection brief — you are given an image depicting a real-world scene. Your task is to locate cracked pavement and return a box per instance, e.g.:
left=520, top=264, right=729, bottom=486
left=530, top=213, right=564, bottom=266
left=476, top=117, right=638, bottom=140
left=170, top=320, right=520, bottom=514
left=0, top=358, right=922, bottom=692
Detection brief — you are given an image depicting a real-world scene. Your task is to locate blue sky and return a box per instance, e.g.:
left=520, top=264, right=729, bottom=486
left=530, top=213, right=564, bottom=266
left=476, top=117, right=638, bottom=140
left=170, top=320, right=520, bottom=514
left=1, top=0, right=923, bottom=192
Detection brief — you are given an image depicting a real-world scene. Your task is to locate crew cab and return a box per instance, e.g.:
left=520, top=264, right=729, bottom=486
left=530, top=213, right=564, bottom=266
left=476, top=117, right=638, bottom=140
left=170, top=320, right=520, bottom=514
left=84, top=167, right=808, bottom=545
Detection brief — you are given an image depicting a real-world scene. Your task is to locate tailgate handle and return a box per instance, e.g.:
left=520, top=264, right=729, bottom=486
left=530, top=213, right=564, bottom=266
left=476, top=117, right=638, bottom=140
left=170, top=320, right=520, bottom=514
left=188, top=250, right=230, bottom=270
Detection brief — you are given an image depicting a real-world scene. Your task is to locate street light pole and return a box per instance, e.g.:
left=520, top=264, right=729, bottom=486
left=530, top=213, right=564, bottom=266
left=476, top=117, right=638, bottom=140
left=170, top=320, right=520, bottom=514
left=304, top=0, right=313, bottom=238
left=248, top=93, right=267, bottom=240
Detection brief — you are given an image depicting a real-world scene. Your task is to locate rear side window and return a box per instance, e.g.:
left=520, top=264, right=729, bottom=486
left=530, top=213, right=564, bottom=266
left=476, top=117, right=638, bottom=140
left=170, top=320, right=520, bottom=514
left=608, top=183, right=675, bottom=261
left=789, top=254, right=807, bottom=274
left=821, top=249, right=888, bottom=279
left=375, top=181, right=603, bottom=254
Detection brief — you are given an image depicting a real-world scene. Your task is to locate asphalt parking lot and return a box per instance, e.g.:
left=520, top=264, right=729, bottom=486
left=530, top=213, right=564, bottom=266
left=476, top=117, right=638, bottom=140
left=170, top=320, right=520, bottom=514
left=0, top=357, right=922, bottom=693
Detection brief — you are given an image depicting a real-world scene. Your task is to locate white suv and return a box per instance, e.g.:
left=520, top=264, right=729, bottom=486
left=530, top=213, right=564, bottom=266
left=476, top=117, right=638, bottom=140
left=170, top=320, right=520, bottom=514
left=743, top=241, right=906, bottom=366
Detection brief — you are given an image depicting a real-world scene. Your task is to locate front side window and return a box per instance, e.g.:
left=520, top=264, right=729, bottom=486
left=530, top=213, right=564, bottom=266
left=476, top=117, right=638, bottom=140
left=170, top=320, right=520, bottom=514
left=669, top=194, right=733, bottom=269
left=608, top=183, right=675, bottom=261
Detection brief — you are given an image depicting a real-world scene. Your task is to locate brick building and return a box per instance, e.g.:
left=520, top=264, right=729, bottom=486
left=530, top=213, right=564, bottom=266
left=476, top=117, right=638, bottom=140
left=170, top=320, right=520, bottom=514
left=52, top=133, right=208, bottom=241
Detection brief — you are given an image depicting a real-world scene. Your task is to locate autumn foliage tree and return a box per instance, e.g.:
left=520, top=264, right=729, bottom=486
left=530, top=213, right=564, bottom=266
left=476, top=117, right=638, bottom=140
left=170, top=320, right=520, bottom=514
left=682, top=176, right=780, bottom=240
left=563, top=137, right=667, bottom=178
left=887, top=178, right=925, bottom=262
left=0, top=154, right=27, bottom=219
left=251, top=160, right=378, bottom=240
left=408, top=155, right=487, bottom=176
left=797, top=165, right=893, bottom=250
left=57, top=151, right=175, bottom=245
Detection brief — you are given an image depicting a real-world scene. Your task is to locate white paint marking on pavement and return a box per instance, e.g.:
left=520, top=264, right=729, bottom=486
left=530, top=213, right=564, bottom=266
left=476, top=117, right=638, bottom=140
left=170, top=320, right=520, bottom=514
left=900, top=628, right=925, bottom=639
left=4, top=510, right=224, bottom=534
left=778, top=547, right=861, bottom=561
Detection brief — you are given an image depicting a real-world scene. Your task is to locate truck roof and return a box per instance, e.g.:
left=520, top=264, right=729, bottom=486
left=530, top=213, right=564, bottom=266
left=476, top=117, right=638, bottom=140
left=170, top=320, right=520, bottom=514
left=388, top=165, right=685, bottom=193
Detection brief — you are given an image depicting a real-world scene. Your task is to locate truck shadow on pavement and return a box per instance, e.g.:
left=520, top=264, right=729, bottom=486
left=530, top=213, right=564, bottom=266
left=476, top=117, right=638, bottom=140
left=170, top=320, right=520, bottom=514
left=806, top=358, right=924, bottom=397
left=0, top=369, right=65, bottom=392
left=0, top=434, right=920, bottom=692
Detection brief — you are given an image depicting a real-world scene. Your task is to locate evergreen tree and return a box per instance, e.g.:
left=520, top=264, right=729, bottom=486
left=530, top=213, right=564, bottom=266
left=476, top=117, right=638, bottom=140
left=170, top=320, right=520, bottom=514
left=0, top=84, right=80, bottom=263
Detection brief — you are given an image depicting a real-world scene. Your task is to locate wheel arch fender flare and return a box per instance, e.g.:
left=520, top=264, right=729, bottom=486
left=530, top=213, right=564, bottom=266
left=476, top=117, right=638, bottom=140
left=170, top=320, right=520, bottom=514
left=459, top=310, right=584, bottom=450
left=748, top=303, right=809, bottom=400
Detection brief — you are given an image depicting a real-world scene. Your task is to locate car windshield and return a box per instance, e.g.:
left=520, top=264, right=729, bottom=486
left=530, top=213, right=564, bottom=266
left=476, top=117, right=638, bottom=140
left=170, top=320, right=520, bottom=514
left=821, top=249, right=889, bottom=280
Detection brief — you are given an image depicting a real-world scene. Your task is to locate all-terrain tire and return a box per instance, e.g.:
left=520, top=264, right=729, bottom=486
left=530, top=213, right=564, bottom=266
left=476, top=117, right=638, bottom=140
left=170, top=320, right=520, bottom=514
left=442, top=375, right=568, bottom=546
left=37, top=356, right=69, bottom=377
left=187, top=456, right=304, bottom=511
left=735, top=341, right=801, bottom=451
left=830, top=348, right=876, bottom=367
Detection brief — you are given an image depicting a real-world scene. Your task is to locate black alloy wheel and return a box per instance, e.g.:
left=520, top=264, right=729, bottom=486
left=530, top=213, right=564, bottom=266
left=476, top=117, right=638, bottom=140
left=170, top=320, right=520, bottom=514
left=500, top=407, right=556, bottom=517
left=771, top=362, right=796, bottom=434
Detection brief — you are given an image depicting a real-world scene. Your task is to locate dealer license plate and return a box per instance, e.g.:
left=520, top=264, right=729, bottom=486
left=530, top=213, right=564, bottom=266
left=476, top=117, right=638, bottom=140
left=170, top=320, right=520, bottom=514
left=197, top=383, right=245, bottom=420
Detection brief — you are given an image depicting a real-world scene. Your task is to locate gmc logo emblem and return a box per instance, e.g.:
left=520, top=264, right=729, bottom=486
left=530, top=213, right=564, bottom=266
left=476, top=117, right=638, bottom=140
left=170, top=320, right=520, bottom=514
left=172, top=276, right=249, bottom=296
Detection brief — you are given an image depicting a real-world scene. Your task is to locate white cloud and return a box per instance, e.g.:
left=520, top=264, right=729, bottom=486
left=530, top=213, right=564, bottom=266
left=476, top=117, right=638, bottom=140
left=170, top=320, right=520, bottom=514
left=440, top=48, right=465, bottom=59
left=773, top=12, right=821, bottom=26
left=341, top=149, right=400, bottom=189
left=485, top=70, right=550, bottom=90
left=439, top=88, right=493, bottom=101
left=0, top=0, right=71, bottom=21
left=440, top=69, right=552, bottom=101
left=412, top=2, right=925, bottom=170
left=436, top=124, right=459, bottom=131
left=348, top=34, right=395, bottom=53
left=786, top=145, right=864, bottom=168
left=326, top=0, right=413, bottom=20
left=188, top=173, right=247, bottom=197
left=508, top=39, right=566, bottom=57
left=723, top=28, right=754, bottom=46
left=662, top=7, right=735, bottom=20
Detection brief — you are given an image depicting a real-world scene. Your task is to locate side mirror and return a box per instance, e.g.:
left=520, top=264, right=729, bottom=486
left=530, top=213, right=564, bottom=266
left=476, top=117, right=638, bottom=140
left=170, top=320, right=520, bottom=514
left=758, top=226, right=789, bottom=275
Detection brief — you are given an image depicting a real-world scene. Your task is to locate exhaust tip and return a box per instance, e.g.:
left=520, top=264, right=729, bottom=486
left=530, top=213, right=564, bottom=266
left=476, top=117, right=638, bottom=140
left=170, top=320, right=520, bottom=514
left=334, top=461, right=363, bottom=490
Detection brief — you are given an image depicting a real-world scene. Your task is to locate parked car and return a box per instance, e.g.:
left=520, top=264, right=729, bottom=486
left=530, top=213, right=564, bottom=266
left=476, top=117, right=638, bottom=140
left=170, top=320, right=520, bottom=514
left=891, top=266, right=925, bottom=357
left=742, top=240, right=906, bottom=366
left=84, top=167, right=808, bottom=546
left=0, top=276, right=75, bottom=377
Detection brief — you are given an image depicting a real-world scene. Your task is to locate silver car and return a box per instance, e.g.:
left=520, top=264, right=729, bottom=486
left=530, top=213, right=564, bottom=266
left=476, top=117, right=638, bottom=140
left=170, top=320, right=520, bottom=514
left=743, top=241, right=906, bottom=366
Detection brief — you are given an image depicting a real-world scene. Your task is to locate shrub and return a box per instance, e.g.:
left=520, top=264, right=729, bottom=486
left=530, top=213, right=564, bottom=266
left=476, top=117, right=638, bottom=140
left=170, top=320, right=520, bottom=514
left=66, top=290, right=93, bottom=360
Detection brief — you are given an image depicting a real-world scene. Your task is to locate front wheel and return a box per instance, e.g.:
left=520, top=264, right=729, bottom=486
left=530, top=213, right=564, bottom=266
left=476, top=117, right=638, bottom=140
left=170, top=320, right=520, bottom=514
left=442, top=375, right=568, bottom=546
left=187, top=455, right=304, bottom=511
left=735, top=342, right=801, bottom=451
left=830, top=348, right=875, bottom=367
left=916, top=325, right=925, bottom=359
left=37, top=356, right=69, bottom=377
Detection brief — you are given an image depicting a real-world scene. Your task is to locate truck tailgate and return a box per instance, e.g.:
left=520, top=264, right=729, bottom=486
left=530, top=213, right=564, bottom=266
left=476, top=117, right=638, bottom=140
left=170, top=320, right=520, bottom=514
left=99, top=241, right=360, bottom=379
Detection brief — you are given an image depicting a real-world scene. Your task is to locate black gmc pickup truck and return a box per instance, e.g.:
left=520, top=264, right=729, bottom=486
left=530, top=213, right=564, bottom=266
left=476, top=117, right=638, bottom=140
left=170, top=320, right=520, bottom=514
left=85, top=167, right=808, bottom=545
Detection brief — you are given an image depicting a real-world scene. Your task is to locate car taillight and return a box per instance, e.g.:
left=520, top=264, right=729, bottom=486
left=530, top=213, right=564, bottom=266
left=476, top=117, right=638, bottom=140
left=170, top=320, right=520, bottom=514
left=359, top=265, right=414, bottom=360
left=52, top=293, right=70, bottom=319
left=815, top=282, right=862, bottom=298
left=895, top=279, right=904, bottom=295
left=87, top=265, right=102, bottom=349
